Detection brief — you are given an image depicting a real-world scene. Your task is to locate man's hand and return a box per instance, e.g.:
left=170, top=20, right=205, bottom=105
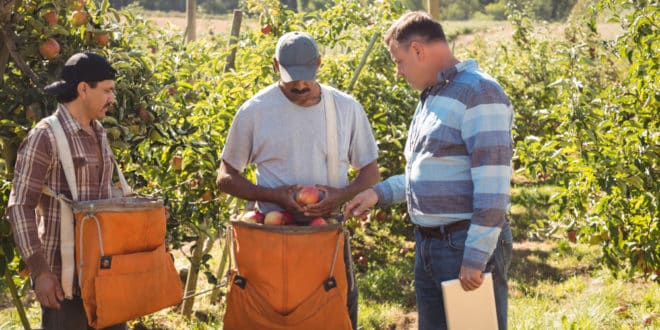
left=34, top=271, right=64, bottom=309
left=343, top=188, right=378, bottom=220
left=458, top=265, right=483, bottom=291
left=272, top=185, right=305, bottom=214
left=302, top=185, right=344, bottom=217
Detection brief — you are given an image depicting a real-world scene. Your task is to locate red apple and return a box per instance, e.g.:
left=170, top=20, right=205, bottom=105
left=260, top=24, right=272, bottom=34
left=171, top=155, right=182, bottom=170
left=295, top=186, right=322, bottom=205
left=567, top=230, right=577, bottom=243
left=39, top=38, right=60, bottom=59
left=241, top=210, right=264, bottom=224
left=281, top=211, right=295, bottom=225
left=309, top=217, right=327, bottom=226
left=43, top=10, right=58, bottom=25
left=357, top=255, right=368, bottom=265
left=374, top=210, right=386, bottom=221
left=94, top=32, right=110, bottom=47
left=70, top=10, right=88, bottom=27
left=264, top=210, right=284, bottom=225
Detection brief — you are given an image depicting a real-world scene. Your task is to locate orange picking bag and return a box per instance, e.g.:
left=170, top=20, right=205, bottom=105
left=73, top=197, right=183, bottom=329
left=223, top=220, right=351, bottom=330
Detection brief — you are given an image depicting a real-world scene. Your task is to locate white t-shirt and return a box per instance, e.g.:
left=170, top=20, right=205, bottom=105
left=221, top=83, right=379, bottom=213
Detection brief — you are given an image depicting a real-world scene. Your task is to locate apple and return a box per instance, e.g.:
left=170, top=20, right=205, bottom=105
left=168, top=87, right=176, bottom=96
left=171, top=155, right=183, bottom=170
left=70, top=10, right=88, bottom=27
left=94, top=32, right=110, bottom=47
left=357, top=255, right=368, bottom=265
left=295, top=186, right=322, bottom=205
left=201, top=190, right=212, bottom=201
left=260, top=24, right=272, bottom=34
left=137, top=106, right=154, bottom=122
left=42, top=10, right=58, bottom=25
left=281, top=211, right=295, bottom=225
left=241, top=211, right=264, bottom=224
left=264, top=210, right=284, bottom=225
left=567, top=230, right=577, bottom=243
left=309, top=217, right=327, bottom=226
left=39, top=38, right=60, bottom=59
left=374, top=210, right=386, bottom=221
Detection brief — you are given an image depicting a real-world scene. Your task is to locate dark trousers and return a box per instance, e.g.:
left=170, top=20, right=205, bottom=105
left=345, top=234, right=359, bottom=330
left=41, top=296, right=127, bottom=330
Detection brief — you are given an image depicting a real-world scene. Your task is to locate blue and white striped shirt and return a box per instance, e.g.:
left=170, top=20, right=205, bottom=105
left=373, top=59, right=513, bottom=270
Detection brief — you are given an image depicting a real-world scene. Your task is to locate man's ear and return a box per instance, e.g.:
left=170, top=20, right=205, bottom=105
left=76, top=81, right=87, bottom=97
left=410, top=41, right=423, bottom=60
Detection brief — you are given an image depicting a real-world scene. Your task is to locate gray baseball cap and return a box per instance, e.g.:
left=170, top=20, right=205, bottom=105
left=275, top=32, right=319, bottom=82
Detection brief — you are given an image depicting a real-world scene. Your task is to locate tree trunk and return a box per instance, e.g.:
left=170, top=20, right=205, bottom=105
left=185, top=0, right=196, bottom=42
left=179, top=230, right=206, bottom=316
left=209, top=236, right=229, bottom=304
left=426, top=0, right=440, bottom=20
left=224, top=10, right=242, bottom=73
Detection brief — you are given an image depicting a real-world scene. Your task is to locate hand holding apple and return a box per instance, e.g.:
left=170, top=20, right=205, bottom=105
left=294, top=186, right=324, bottom=206
left=300, top=185, right=348, bottom=218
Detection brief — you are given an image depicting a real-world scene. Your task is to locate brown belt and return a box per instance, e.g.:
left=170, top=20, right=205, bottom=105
left=415, top=220, right=471, bottom=240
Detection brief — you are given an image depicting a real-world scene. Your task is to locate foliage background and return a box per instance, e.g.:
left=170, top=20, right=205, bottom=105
left=0, top=0, right=658, bottom=328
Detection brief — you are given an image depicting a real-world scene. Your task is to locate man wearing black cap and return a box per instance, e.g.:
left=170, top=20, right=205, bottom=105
left=7, top=52, right=127, bottom=329
left=217, top=32, right=380, bottom=329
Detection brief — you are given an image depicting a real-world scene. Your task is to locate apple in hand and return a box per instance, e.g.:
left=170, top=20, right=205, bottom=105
left=241, top=210, right=264, bottom=224
left=295, top=186, right=324, bottom=205
left=264, top=210, right=284, bottom=225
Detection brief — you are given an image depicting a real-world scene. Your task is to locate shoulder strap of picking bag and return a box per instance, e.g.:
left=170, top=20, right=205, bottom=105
left=43, top=115, right=132, bottom=299
left=321, top=85, right=339, bottom=188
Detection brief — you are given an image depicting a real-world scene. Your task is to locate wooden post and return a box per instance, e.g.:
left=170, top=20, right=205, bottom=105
left=426, top=0, right=439, bottom=20
left=347, top=33, right=379, bottom=94
left=224, top=10, right=242, bottom=73
left=185, top=0, right=196, bottom=42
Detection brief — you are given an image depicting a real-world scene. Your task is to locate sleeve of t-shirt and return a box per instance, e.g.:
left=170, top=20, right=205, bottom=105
left=348, top=101, right=379, bottom=170
left=220, top=106, right=254, bottom=172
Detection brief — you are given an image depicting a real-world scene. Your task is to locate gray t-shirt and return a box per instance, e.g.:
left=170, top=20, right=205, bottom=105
left=221, top=83, right=379, bottom=213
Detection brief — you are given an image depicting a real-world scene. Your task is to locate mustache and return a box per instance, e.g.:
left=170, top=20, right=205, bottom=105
left=290, top=88, right=311, bottom=94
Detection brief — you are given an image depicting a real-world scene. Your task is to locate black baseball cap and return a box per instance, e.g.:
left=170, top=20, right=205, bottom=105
left=44, top=52, right=117, bottom=95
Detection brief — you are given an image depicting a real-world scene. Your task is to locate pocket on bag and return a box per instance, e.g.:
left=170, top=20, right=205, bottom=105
left=93, top=244, right=182, bottom=328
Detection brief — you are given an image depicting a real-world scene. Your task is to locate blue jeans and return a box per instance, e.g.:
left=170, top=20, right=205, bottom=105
left=414, top=221, right=513, bottom=330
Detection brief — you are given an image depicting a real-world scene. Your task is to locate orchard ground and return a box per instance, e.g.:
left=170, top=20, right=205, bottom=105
left=2, top=11, right=657, bottom=330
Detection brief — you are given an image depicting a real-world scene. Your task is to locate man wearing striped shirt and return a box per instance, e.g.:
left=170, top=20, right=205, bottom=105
left=345, top=11, right=514, bottom=330
left=7, top=52, right=126, bottom=329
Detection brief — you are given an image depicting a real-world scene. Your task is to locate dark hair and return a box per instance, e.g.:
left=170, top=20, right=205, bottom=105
left=56, top=81, right=98, bottom=103
left=384, top=11, right=446, bottom=47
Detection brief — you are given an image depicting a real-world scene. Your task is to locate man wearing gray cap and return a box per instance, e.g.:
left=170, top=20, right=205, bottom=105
left=217, top=31, right=380, bottom=328
left=7, top=52, right=127, bottom=329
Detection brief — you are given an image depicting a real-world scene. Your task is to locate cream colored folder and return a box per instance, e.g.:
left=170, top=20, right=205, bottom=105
left=440, top=272, right=498, bottom=330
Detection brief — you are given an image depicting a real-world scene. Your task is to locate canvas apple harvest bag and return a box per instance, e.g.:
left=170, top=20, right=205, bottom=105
left=43, top=115, right=182, bottom=329
left=223, top=221, right=352, bottom=329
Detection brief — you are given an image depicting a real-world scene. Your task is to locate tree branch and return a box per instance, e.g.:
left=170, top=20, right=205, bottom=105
left=0, top=27, right=41, bottom=84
